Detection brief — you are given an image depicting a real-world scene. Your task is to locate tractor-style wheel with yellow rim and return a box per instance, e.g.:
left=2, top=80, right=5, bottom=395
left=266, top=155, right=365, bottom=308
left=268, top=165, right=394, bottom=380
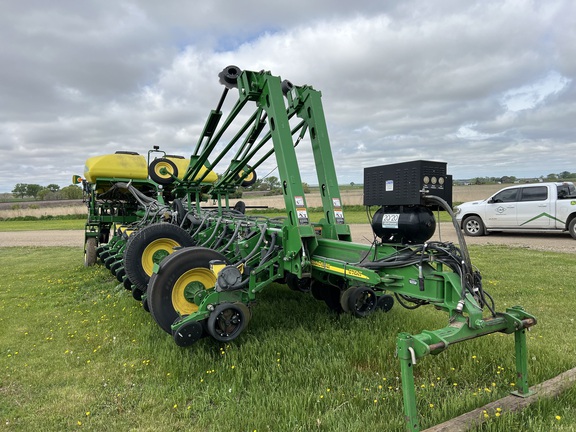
left=234, top=165, right=257, bottom=187
left=149, top=158, right=178, bottom=185
left=147, top=247, right=229, bottom=334
left=123, top=223, right=195, bottom=293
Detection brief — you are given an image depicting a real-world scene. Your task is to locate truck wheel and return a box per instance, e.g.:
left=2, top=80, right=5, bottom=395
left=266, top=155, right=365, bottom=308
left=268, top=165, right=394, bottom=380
left=463, top=216, right=485, bottom=237
left=569, top=218, right=576, bottom=240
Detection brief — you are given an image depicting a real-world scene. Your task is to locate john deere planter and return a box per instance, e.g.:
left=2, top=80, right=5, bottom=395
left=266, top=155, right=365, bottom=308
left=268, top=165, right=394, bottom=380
left=77, top=66, right=537, bottom=431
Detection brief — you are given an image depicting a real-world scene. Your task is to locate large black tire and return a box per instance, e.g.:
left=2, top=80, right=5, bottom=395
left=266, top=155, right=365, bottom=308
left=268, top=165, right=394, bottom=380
left=123, top=223, right=195, bottom=293
left=147, top=247, right=229, bottom=334
left=462, top=215, right=485, bottom=237
left=569, top=218, right=576, bottom=240
left=149, top=158, right=178, bottom=185
left=84, top=237, right=97, bottom=267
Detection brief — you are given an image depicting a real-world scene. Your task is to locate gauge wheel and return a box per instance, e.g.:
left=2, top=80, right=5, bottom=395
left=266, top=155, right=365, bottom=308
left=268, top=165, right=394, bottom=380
left=347, top=286, right=377, bottom=317
left=123, top=223, right=195, bottom=293
left=311, top=282, right=343, bottom=313
left=110, top=260, right=123, bottom=276
left=207, top=302, right=250, bottom=342
left=462, top=216, right=485, bottom=237
left=132, top=286, right=143, bottom=301
left=286, top=274, right=311, bottom=293
left=376, top=294, right=394, bottom=312
left=123, top=277, right=133, bottom=291
left=147, top=247, right=229, bottom=334
left=173, top=320, right=205, bottom=347
left=115, top=267, right=126, bottom=283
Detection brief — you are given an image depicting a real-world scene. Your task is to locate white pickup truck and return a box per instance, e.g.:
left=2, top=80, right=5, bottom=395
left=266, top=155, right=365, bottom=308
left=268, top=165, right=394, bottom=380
left=454, top=182, right=576, bottom=239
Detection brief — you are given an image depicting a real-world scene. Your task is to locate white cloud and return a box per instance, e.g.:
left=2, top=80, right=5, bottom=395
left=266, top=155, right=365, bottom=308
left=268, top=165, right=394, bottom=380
left=501, top=71, right=571, bottom=112
left=0, top=0, right=575, bottom=192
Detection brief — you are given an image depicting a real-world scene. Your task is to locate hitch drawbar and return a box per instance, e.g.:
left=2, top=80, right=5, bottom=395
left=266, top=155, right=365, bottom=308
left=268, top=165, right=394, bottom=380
left=398, top=307, right=537, bottom=431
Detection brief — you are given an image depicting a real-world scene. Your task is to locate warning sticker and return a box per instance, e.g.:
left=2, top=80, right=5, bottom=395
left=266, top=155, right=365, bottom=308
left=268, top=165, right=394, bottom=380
left=381, top=213, right=400, bottom=229
left=334, top=210, right=344, bottom=224
left=332, top=198, right=341, bottom=207
left=295, top=196, right=305, bottom=206
left=297, top=208, right=309, bottom=225
left=386, top=180, right=394, bottom=192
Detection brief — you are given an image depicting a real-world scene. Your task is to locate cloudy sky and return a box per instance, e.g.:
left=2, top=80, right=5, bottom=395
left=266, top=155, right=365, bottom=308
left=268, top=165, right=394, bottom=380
left=1, top=0, right=575, bottom=193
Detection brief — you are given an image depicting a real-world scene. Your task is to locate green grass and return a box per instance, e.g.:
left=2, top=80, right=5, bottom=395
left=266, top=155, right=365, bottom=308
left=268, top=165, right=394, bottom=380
left=0, top=219, right=85, bottom=231
left=0, top=246, right=574, bottom=431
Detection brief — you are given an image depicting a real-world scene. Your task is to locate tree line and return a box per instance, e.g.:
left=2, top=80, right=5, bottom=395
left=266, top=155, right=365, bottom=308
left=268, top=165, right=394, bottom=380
left=11, top=183, right=82, bottom=200
left=464, top=171, right=575, bottom=185
left=11, top=170, right=574, bottom=200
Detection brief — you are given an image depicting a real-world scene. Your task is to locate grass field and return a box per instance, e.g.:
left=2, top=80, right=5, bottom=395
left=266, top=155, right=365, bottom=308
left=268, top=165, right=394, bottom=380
left=1, top=245, right=575, bottom=431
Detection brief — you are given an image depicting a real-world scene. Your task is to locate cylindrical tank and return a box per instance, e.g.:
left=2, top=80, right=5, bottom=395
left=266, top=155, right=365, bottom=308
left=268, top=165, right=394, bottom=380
left=371, top=205, right=436, bottom=244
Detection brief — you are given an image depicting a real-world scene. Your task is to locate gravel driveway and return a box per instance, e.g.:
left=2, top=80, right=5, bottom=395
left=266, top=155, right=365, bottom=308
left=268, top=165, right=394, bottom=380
left=1, top=224, right=574, bottom=253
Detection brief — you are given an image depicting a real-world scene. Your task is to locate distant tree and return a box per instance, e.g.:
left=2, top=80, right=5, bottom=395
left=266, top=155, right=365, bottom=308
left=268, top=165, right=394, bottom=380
left=546, top=173, right=558, bottom=180
left=12, top=183, right=27, bottom=199
left=37, top=188, right=50, bottom=200
left=350, top=182, right=355, bottom=187
left=38, top=189, right=60, bottom=201
left=264, top=176, right=280, bottom=189
left=251, top=178, right=264, bottom=190
left=302, top=182, right=310, bottom=193
left=46, top=184, right=60, bottom=192
left=60, top=185, right=83, bottom=199
left=558, top=171, right=571, bottom=179
left=25, top=184, right=43, bottom=199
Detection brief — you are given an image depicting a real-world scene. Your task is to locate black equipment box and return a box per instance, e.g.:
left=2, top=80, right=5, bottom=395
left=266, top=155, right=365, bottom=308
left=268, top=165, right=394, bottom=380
left=363, top=160, right=452, bottom=208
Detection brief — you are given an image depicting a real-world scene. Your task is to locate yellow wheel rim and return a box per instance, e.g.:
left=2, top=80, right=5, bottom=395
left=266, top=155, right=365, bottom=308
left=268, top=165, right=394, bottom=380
left=141, top=238, right=179, bottom=276
left=240, top=170, right=254, bottom=182
left=154, top=161, right=175, bottom=179
left=171, top=268, right=216, bottom=315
